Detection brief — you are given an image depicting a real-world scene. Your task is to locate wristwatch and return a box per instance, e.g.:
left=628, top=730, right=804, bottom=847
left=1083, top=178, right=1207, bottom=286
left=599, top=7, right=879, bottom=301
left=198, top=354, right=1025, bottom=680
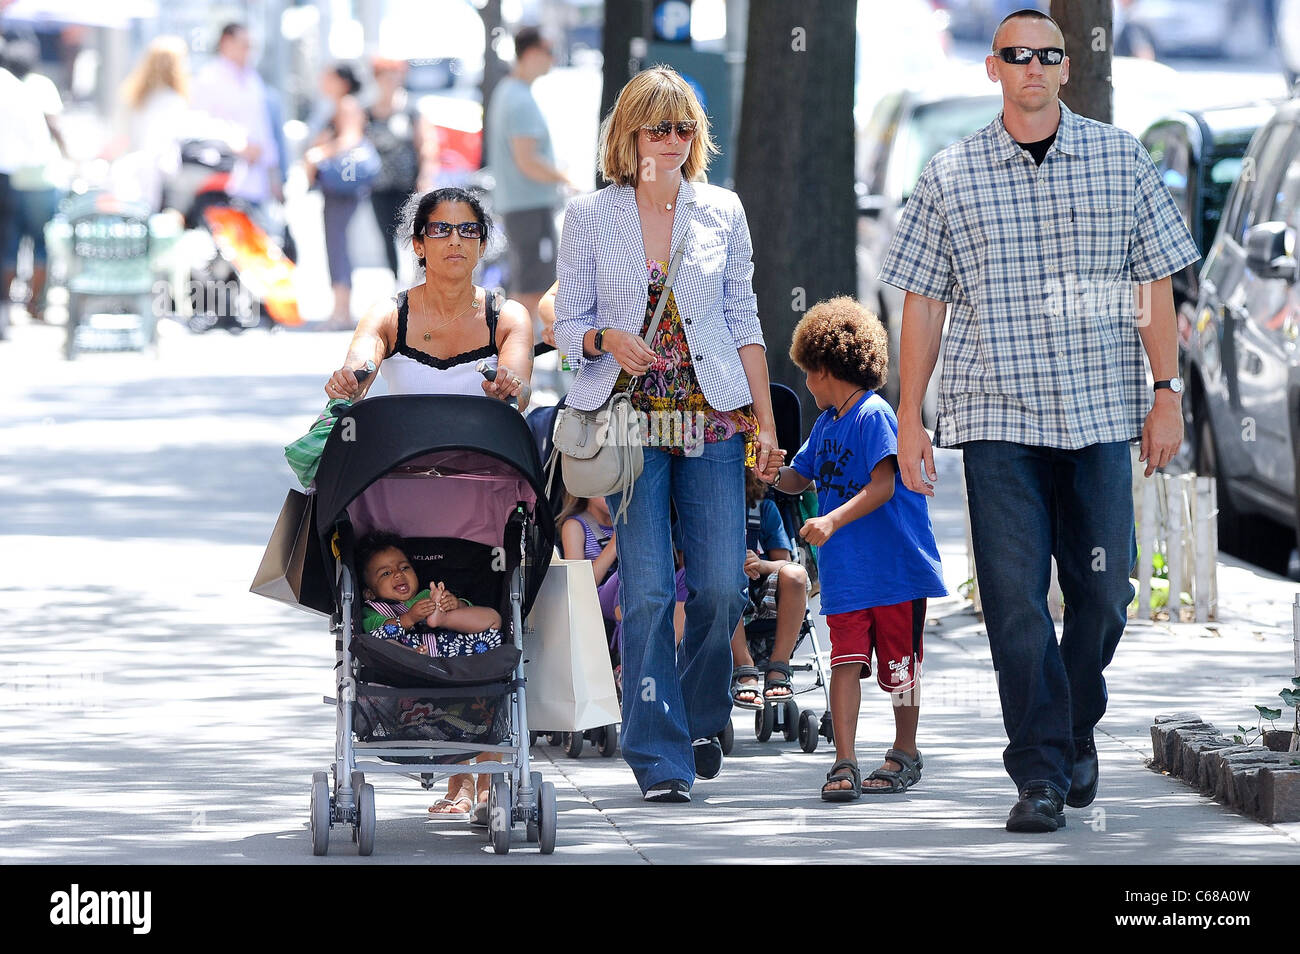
left=593, top=328, right=611, bottom=353
left=1154, top=377, right=1184, bottom=394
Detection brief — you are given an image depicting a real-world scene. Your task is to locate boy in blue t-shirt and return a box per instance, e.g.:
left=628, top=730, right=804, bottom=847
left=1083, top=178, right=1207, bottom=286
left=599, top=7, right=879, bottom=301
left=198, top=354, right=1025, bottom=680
left=773, top=297, right=946, bottom=801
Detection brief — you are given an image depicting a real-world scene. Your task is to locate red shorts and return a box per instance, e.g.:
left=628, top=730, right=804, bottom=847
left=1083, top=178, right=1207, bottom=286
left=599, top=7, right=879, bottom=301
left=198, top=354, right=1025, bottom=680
left=826, top=599, right=925, bottom=693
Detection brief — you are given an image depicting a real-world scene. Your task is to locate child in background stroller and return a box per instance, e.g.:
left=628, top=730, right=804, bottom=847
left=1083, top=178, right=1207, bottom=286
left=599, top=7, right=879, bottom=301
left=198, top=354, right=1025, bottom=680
left=308, top=389, right=558, bottom=856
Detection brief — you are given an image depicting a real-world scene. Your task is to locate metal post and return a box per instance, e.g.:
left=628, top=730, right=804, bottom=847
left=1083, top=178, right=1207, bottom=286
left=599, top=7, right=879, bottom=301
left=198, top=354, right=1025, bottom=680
left=1138, top=478, right=1156, bottom=618
left=1167, top=475, right=1184, bottom=622
left=1194, top=476, right=1213, bottom=622
left=1292, top=594, right=1300, bottom=752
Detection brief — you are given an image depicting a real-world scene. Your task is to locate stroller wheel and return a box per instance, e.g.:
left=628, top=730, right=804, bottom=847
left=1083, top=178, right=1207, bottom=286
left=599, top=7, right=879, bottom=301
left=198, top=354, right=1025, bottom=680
left=547, top=732, right=564, bottom=747
left=597, top=723, right=619, bottom=758
left=564, top=731, right=584, bottom=759
left=755, top=702, right=775, bottom=742
left=529, top=731, right=540, bottom=747
left=355, top=783, right=376, bottom=856
left=782, top=699, right=800, bottom=742
left=526, top=771, right=542, bottom=843
left=798, top=709, right=820, bottom=753
left=719, top=719, right=735, bottom=756
left=538, top=781, right=558, bottom=855
left=489, top=775, right=511, bottom=855
left=309, top=771, right=330, bottom=856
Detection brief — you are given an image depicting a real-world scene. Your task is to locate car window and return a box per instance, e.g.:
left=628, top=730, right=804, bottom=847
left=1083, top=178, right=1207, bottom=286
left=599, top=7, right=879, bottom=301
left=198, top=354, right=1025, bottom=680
left=1223, top=124, right=1281, bottom=245
left=893, top=97, right=1001, bottom=199
left=1267, top=147, right=1300, bottom=229
left=1242, top=123, right=1298, bottom=240
left=1202, top=134, right=1256, bottom=249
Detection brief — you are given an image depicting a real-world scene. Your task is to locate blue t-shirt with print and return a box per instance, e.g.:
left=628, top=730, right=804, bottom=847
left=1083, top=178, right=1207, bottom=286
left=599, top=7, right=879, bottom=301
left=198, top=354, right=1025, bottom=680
left=747, top=497, right=792, bottom=555
left=790, top=392, right=946, bottom=615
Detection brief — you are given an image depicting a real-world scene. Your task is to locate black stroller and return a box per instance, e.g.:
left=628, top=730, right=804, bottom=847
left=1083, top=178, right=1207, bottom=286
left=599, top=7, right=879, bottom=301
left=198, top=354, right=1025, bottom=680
left=310, top=393, right=557, bottom=856
left=721, top=382, right=834, bottom=755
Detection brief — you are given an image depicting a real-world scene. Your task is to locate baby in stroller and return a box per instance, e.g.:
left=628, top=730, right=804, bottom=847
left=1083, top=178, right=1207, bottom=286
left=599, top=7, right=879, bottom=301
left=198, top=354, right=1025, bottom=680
left=357, top=530, right=505, bottom=818
left=358, top=531, right=503, bottom=656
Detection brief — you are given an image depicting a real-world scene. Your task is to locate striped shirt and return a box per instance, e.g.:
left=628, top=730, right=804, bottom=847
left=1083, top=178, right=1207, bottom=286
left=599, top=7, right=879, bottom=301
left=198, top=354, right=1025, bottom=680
left=878, top=103, right=1200, bottom=450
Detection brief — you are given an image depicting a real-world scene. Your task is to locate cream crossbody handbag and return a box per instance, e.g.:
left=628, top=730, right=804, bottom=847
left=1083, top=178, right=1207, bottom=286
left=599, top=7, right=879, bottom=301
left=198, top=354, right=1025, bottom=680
left=548, top=241, right=686, bottom=523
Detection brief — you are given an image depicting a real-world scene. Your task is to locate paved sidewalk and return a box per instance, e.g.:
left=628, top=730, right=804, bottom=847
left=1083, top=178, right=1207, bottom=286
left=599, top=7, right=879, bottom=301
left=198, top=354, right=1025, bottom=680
left=1, top=326, right=1296, bottom=863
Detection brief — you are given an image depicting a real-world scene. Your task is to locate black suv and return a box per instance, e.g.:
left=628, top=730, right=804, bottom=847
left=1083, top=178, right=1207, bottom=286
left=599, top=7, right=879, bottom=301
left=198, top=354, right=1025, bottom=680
left=1184, top=98, right=1300, bottom=571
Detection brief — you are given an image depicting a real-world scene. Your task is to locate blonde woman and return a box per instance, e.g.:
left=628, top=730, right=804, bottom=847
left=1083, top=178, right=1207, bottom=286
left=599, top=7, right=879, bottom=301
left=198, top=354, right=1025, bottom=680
left=119, top=36, right=192, bottom=210
left=553, top=66, right=784, bottom=803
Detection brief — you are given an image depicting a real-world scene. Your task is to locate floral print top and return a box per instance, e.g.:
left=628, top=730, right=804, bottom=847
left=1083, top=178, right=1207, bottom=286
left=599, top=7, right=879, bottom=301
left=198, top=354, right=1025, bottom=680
left=615, top=258, right=758, bottom=465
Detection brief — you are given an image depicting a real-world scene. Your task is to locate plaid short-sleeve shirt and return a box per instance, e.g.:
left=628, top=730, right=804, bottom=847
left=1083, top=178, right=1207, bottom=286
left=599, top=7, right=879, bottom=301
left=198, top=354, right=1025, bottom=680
left=878, top=103, right=1200, bottom=450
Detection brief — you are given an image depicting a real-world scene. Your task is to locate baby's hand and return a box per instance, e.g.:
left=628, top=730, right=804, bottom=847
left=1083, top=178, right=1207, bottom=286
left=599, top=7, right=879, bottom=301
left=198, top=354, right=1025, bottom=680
left=408, top=596, right=439, bottom=620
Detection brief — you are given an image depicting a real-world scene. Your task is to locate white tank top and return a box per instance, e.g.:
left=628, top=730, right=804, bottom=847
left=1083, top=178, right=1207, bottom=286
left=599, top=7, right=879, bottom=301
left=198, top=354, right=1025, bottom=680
left=380, top=289, right=500, bottom=397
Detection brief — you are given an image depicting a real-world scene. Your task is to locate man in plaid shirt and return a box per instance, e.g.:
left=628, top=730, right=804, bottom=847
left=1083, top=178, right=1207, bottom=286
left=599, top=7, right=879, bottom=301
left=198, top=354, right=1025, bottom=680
left=879, top=9, right=1198, bottom=833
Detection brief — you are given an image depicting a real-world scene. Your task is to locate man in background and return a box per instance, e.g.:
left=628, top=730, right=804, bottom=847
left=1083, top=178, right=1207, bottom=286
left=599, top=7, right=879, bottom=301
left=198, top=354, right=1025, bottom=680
left=485, top=26, right=570, bottom=335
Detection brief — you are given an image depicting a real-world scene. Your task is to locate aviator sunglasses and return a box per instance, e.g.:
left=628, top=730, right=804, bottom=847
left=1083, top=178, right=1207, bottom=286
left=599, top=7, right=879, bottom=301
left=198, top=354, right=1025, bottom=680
left=994, top=46, right=1065, bottom=65
left=421, top=220, right=484, bottom=239
left=641, top=120, right=698, bottom=142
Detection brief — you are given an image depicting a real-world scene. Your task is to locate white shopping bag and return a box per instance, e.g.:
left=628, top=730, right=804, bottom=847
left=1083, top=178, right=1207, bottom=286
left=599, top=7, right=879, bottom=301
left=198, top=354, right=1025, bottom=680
left=523, top=558, right=621, bottom=732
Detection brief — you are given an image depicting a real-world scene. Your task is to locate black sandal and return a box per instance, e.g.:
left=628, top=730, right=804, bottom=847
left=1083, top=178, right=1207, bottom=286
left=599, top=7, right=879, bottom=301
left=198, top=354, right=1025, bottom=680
left=763, top=661, right=794, bottom=701
left=821, top=758, right=861, bottom=802
left=730, top=665, right=763, bottom=710
left=862, top=748, right=923, bottom=794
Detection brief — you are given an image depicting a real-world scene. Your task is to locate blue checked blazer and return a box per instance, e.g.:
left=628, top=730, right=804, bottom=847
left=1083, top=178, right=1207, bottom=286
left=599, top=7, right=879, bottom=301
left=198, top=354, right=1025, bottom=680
left=553, top=178, right=765, bottom=412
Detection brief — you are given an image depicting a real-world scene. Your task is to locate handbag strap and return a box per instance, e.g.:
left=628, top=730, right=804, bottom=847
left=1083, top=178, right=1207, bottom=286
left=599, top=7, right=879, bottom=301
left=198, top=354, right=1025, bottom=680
left=620, top=239, right=687, bottom=394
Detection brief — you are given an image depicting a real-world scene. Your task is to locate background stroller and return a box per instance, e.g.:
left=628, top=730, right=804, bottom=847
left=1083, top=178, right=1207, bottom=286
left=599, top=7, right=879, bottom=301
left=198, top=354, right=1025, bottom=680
left=721, top=382, right=833, bottom=755
left=43, top=189, right=178, bottom=360
left=309, top=389, right=557, bottom=856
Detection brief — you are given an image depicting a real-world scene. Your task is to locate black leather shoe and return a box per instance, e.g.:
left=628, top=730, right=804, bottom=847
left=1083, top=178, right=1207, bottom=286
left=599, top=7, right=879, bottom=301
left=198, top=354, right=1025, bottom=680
left=693, top=737, right=724, bottom=779
left=1067, top=736, right=1099, bottom=808
left=1006, top=785, right=1066, bottom=833
left=643, top=780, right=691, bottom=803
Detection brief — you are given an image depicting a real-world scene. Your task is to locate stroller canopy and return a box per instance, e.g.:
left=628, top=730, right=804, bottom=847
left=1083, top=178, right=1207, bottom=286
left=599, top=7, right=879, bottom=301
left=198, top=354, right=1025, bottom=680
left=313, top=394, right=556, bottom=613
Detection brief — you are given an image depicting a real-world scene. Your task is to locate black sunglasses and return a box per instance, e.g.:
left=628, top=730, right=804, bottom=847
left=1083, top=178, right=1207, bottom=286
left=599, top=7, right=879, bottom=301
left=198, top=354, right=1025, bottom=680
left=641, top=120, right=698, bottom=142
left=995, top=46, right=1065, bottom=65
left=422, top=220, right=484, bottom=239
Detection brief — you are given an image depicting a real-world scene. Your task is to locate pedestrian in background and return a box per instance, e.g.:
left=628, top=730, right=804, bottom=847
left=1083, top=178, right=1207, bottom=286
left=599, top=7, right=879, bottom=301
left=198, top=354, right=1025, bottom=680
left=191, top=23, right=282, bottom=214
left=118, top=36, right=191, bottom=213
left=879, top=10, right=1199, bottom=833
left=366, top=56, right=431, bottom=285
left=2, top=37, right=68, bottom=324
left=304, top=64, right=367, bottom=330
left=553, top=66, right=784, bottom=804
left=0, top=37, right=53, bottom=339
left=485, top=26, right=570, bottom=334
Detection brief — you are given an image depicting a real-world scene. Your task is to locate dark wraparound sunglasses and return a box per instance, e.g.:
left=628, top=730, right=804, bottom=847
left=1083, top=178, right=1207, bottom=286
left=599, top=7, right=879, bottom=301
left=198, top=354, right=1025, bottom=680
left=641, top=120, right=698, bottom=142
left=995, top=46, right=1065, bottom=65
left=422, top=220, right=484, bottom=239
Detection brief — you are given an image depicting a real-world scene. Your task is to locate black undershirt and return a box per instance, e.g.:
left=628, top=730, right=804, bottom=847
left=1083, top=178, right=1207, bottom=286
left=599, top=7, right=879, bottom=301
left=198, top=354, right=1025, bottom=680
left=1016, top=131, right=1057, bottom=166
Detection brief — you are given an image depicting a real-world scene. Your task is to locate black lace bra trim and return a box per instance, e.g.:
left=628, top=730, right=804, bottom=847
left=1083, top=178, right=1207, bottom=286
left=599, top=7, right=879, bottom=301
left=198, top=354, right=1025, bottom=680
left=389, top=288, right=500, bottom=370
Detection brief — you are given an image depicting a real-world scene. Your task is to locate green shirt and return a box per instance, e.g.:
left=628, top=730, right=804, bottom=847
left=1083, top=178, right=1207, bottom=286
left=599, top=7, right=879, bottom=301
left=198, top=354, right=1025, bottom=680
left=362, top=587, right=431, bottom=633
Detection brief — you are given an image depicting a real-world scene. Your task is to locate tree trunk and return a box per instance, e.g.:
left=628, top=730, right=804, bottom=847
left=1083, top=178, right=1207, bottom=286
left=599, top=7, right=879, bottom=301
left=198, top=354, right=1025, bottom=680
left=733, top=0, right=857, bottom=432
left=1052, top=0, right=1113, bottom=124
left=600, top=0, right=651, bottom=133
left=479, top=0, right=508, bottom=169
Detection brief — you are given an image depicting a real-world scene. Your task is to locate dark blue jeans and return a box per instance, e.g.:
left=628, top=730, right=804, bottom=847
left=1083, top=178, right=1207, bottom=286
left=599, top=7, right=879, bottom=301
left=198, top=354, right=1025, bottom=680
left=962, top=440, right=1135, bottom=799
left=607, top=437, right=746, bottom=793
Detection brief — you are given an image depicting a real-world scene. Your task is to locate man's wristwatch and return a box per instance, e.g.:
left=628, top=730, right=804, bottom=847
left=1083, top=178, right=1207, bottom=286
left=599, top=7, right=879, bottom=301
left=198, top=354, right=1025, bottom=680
left=1154, top=377, right=1184, bottom=395
left=593, top=327, right=611, bottom=353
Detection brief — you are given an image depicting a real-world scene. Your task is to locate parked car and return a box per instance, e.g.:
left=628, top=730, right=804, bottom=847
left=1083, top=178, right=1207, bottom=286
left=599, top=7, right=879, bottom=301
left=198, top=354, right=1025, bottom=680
left=1124, top=0, right=1272, bottom=60
left=1183, top=98, right=1300, bottom=571
left=1141, top=103, right=1274, bottom=318
left=856, top=86, right=1003, bottom=425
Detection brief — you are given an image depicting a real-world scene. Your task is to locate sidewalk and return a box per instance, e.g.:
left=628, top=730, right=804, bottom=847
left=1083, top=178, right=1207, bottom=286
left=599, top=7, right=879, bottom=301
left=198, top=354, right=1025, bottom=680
left=1, top=326, right=1296, bottom=863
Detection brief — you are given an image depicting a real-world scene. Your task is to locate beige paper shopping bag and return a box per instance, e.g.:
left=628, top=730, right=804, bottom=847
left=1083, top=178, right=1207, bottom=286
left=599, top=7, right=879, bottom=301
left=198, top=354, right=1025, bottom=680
left=522, top=558, right=621, bottom=732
